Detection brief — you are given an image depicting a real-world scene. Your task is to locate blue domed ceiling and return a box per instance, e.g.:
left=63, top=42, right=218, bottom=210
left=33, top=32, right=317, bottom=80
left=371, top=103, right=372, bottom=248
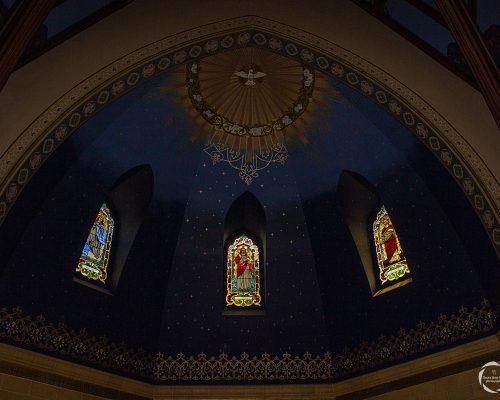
left=0, top=46, right=498, bottom=383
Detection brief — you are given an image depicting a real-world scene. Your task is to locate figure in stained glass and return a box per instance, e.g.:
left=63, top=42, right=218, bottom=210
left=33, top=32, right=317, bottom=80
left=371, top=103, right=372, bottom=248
left=76, top=203, right=114, bottom=283
left=226, top=235, right=261, bottom=307
left=234, top=245, right=253, bottom=290
left=373, top=206, right=410, bottom=284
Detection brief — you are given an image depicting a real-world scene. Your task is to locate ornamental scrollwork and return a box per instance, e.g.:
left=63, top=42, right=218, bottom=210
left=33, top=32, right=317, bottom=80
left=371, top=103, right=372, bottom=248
left=0, top=300, right=495, bottom=382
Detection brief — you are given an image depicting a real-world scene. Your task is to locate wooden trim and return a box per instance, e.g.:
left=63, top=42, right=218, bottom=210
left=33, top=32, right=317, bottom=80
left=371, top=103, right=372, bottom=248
left=377, top=13, right=477, bottom=87
left=16, top=0, right=134, bottom=68
left=436, top=0, right=500, bottom=129
left=0, top=0, right=57, bottom=93
left=349, top=0, right=478, bottom=89
left=405, top=0, right=447, bottom=28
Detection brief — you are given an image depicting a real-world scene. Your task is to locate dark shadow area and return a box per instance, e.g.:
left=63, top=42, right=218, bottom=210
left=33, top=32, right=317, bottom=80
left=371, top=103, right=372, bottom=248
left=74, top=164, right=154, bottom=293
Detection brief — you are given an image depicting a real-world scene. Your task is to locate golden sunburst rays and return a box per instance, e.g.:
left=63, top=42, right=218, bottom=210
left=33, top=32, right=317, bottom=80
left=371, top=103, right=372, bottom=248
left=166, top=47, right=336, bottom=184
left=198, top=48, right=303, bottom=126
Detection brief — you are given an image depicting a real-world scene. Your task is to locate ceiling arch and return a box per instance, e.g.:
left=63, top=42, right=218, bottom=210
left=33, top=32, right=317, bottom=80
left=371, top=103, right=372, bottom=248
left=0, top=16, right=498, bottom=257
left=0, top=14, right=498, bottom=386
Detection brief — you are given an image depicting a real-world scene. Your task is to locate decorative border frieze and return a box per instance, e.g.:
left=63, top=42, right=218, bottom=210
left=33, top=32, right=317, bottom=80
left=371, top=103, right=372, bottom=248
left=0, top=300, right=495, bottom=382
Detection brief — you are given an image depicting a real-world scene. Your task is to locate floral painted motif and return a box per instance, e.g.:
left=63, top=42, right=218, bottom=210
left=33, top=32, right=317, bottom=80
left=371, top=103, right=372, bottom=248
left=205, top=40, right=218, bottom=53
left=142, top=64, right=156, bottom=77
left=111, top=80, right=126, bottom=95
left=82, top=101, right=96, bottom=117
left=415, top=123, right=429, bottom=139
left=173, top=51, right=187, bottom=64
left=388, top=100, right=402, bottom=115
left=331, top=64, right=344, bottom=77
left=54, top=124, right=68, bottom=141
left=0, top=301, right=494, bottom=382
left=237, top=32, right=251, bottom=44
left=269, top=37, right=282, bottom=51
left=29, top=152, right=42, bottom=170
left=360, top=80, right=374, bottom=95
left=300, top=48, right=314, bottom=63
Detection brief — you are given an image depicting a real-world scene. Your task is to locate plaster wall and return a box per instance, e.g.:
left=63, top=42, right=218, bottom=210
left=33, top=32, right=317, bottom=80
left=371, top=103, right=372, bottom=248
left=0, top=369, right=494, bottom=399
left=0, top=0, right=498, bottom=182
left=365, top=369, right=493, bottom=400
left=1, top=335, right=499, bottom=399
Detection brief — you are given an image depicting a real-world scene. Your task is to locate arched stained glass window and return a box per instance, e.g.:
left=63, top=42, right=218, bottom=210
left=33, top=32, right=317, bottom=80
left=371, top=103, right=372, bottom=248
left=76, top=203, right=114, bottom=283
left=226, top=235, right=261, bottom=307
left=373, top=206, right=410, bottom=284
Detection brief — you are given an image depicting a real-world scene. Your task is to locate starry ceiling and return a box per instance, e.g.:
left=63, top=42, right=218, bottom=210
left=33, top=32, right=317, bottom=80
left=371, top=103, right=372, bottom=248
left=0, top=46, right=498, bottom=383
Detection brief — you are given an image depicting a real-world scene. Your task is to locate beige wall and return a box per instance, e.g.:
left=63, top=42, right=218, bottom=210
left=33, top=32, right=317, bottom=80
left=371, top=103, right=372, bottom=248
left=0, top=374, right=95, bottom=400
left=0, top=0, right=498, bottom=181
left=0, top=369, right=495, bottom=400
left=0, top=335, right=499, bottom=399
left=366, top=369, right=493, bottom=400
left=1, top=370, right=496, bottom=400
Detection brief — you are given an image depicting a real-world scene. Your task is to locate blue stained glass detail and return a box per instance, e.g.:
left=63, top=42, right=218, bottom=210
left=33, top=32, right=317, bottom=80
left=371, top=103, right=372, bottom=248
left=76, top=203, right=114, bottom=283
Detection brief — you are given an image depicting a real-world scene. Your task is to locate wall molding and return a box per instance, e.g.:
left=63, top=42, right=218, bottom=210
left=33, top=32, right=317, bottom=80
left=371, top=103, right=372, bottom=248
left=0, top=333, right=499, bottom=398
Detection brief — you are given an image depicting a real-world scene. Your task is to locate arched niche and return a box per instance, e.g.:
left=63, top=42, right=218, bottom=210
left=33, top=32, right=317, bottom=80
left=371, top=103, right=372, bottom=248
left=223, top=191, right=266, bottom=315
left=74, top=164, right=154, bottom=294
left=337, top=170, right=412, bottom=296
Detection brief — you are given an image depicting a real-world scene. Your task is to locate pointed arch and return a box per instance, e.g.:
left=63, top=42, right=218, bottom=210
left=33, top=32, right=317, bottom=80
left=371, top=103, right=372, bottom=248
left=337, top=170, right=412, bottom=296
left=223, top=191, right=266, bottom=313
left=74, top=164, right=154, bottom=293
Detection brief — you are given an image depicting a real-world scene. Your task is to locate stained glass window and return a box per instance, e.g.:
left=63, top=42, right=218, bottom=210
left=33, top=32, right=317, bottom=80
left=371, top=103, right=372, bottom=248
left=76, top=203, right=114, bottom=283
left=226, top=235, right=261, bottom=307
left=373, top=206, right=410, bottom=284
